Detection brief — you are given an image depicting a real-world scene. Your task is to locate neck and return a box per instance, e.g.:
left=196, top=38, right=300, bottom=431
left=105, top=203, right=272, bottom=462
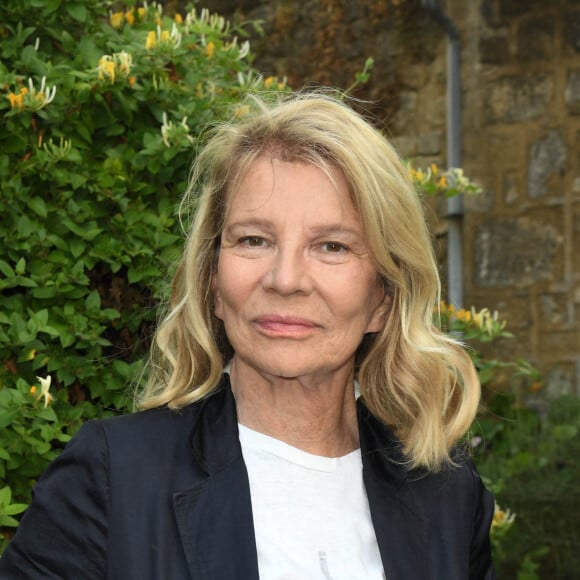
left=229, top=357, right=359, bottom=457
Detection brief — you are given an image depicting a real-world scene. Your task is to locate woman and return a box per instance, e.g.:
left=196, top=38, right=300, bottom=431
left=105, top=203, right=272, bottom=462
left=0, top=92, right=495, bottom=579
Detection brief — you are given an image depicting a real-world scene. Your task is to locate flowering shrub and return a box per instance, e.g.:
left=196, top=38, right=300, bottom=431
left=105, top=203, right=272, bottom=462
left=0, top=0, right=285, bottom=549
left=408, top=162, right=482, bottom=197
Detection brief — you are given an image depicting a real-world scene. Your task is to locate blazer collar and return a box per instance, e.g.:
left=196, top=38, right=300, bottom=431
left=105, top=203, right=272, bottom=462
left=357, top=399, right=432, bottom=580
left=173, top=375, right=260, bottom=580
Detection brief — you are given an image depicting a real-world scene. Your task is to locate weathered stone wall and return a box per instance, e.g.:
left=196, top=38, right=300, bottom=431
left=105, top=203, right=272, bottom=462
left=197, top=0, right=580, bottom=397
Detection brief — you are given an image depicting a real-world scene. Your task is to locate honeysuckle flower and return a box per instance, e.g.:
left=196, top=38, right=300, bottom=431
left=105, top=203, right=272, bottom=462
left=233, top=104, right=250, bottom=119
left=145, top=30, right=157, bottom=50
left=25, top=77, right=56, bottom=110
left=98, top=52, right=133, bottom=82
left=146, top=24, right=181, bottom=51
left=491, top=502, right=516, bottom=535
left=237, top=40, right=250, bottom=60
left=7, top=88, right=26, bottom=110
left=98, top=55, right=116, bottom=82
left=110, top=11, right=124, bottom=29
left=160, top=113, right=194, bottom=147
left=116, top=51, right=133, bottom=77
left=34, top=37, right=40, bottom=51
left=35, top=375, right=54, bottom=408
left=206, top=41, right=215, bottom=58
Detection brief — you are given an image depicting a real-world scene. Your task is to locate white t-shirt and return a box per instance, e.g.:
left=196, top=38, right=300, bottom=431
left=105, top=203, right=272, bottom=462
left=238, top=424, right=385, bottom=580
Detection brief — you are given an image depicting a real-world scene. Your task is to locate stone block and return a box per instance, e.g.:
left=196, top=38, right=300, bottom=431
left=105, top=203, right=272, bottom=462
left=516, top=16, right=555, bottom=61
left=416, top=131, right=442, bottom=156
left=479, top=33, right=511, bottom=65
left=565, top=70, right=580, bottom=115
left=528, top=130, right=567, bottom=198
left=484, top=74, right=553, bottom=123
left=391, top=90, right=418, bottom=131
left=540, top=293, right=571, bottom=327
left=564, top=10, right=580, bottom=53
left=499, top=0, right=544, bottom=18
left=390, top=136, right=416, bottom=157
left=544, top=363, right=577, bottom=398
left=504, top=172, right=520, bottom=205
left=474, top=217, right=561, bottom=287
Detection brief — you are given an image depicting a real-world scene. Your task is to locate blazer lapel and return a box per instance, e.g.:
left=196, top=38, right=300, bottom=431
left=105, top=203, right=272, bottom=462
left=358, top=401, right=432, bottom=580
left=173, top=378, right=260, bottom=580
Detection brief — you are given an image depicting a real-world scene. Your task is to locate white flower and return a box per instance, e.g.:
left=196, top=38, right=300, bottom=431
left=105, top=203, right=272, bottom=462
left=36, top=375, right=54, bottom=407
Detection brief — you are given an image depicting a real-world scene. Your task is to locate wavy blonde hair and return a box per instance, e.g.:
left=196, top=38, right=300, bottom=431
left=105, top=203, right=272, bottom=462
left=138, top=91, right=480, bottom=472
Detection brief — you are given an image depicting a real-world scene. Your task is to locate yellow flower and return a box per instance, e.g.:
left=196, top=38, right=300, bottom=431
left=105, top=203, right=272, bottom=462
left=160, top=30, right=171, bottom=43
left=415, top=169, right=425, bottom=181
left=430, top=163, right=438, bottom=176
left=35, top=375, right=54, bottom=408
left=175, top=14, right=183, bottom=24
left=438, top=176, right=447, bottom=188
left=110, top=11, right=124, bottom=29
left=98, top=56, right=116, bottom=83
left=29, top=386, right=37, bottom=395
left=491, top=502, right=515, bottom=533
left=7, top=87, right=28, bottom=110
left=145, top=31, right=157, bottom=50
left=263, top=76, right=275, bottom=89
left=7, top=91, right=23, bottom=110
left=137, top=7, right=146, bottom=20
left=125, top=10, right=135, bottom=26
left=233, top=104, right=250, bottom=118
left=116, top=51, right=132, bottom=77
left=455, top=309, right=472, bottom=322
left=206, top=41, right=215, bottom=58
left=128, top=76, right=137, bottom=87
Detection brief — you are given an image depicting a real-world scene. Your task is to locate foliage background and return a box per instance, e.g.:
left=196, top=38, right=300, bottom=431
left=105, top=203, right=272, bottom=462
left=1, top=1, right=578, bottom=577
left=0, top=0, right=284, bottom=549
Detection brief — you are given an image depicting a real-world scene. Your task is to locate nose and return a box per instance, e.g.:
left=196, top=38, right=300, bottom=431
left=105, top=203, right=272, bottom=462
left=262, top=246, right=313, bottom=296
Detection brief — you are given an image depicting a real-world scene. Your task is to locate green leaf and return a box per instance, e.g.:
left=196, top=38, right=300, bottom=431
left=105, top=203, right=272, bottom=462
left=65, top=3, right=87, bottom=22
left=15, top=257, right=26, bottom=275
left=0, top=260, right=15, bottom=278
left=28, top=197, right=48, bottom=218
left=0, top=515, right=21, bottom=527
left=85, top=290, right=101, bottom=311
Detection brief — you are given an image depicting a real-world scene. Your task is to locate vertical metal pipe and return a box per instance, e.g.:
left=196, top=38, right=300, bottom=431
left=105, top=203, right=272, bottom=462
left=422, top=0, right=464, bottom=308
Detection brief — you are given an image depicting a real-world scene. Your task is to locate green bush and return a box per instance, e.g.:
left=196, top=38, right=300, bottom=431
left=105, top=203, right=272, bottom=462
left=0, top=0, right=286, bottom=549
left=472, top=393, right=580, bottom=579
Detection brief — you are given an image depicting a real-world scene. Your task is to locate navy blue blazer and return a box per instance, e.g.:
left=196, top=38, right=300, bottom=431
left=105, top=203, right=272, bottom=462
left=0, top=375, right=495, bottom=579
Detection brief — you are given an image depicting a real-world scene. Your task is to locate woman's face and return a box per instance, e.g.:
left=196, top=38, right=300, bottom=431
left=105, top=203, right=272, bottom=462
left=212, top=155, right=389, bottom=382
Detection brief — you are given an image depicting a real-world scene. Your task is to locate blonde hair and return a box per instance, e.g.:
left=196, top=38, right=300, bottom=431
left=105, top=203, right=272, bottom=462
left=138, top=91, right=480, bottom=472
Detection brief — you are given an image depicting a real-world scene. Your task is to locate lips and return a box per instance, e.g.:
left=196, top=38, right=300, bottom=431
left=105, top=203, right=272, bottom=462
left=254, top=315, right=320, bottom=337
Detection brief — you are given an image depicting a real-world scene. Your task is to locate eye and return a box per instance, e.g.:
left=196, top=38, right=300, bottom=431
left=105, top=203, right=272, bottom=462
left=321, top=241, right=348, bottom=253
left=239, top=236, right=267, bottom=247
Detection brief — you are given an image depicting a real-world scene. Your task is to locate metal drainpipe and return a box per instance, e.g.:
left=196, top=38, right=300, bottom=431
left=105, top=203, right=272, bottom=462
left=421, top=0, right=464, bottom=308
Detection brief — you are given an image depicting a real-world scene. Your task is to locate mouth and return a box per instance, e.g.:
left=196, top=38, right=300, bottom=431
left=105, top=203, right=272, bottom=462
left=254, top=315, right=321, bottom=337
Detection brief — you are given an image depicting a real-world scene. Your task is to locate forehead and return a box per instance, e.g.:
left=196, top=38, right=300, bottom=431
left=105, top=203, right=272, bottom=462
left=224, top=155, right=361, bottom=224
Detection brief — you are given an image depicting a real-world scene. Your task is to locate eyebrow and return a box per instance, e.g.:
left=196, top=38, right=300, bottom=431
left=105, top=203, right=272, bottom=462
left=224, top=220, right=363, bottom=239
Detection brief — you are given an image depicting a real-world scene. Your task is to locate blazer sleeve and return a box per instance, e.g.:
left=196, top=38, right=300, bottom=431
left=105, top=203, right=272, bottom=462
left=468, top=461, right=497, bottom=580
left=0, top=420, right=110, bottom=579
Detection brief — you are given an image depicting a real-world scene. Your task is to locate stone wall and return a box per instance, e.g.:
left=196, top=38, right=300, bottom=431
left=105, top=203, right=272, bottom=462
left=197, top=0, right=580, bottom=397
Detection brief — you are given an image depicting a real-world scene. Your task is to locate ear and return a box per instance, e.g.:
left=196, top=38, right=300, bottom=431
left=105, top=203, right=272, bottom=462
left=211, top=270, right=224, bottom=321
left=365, top=291, right=392, bottom=334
